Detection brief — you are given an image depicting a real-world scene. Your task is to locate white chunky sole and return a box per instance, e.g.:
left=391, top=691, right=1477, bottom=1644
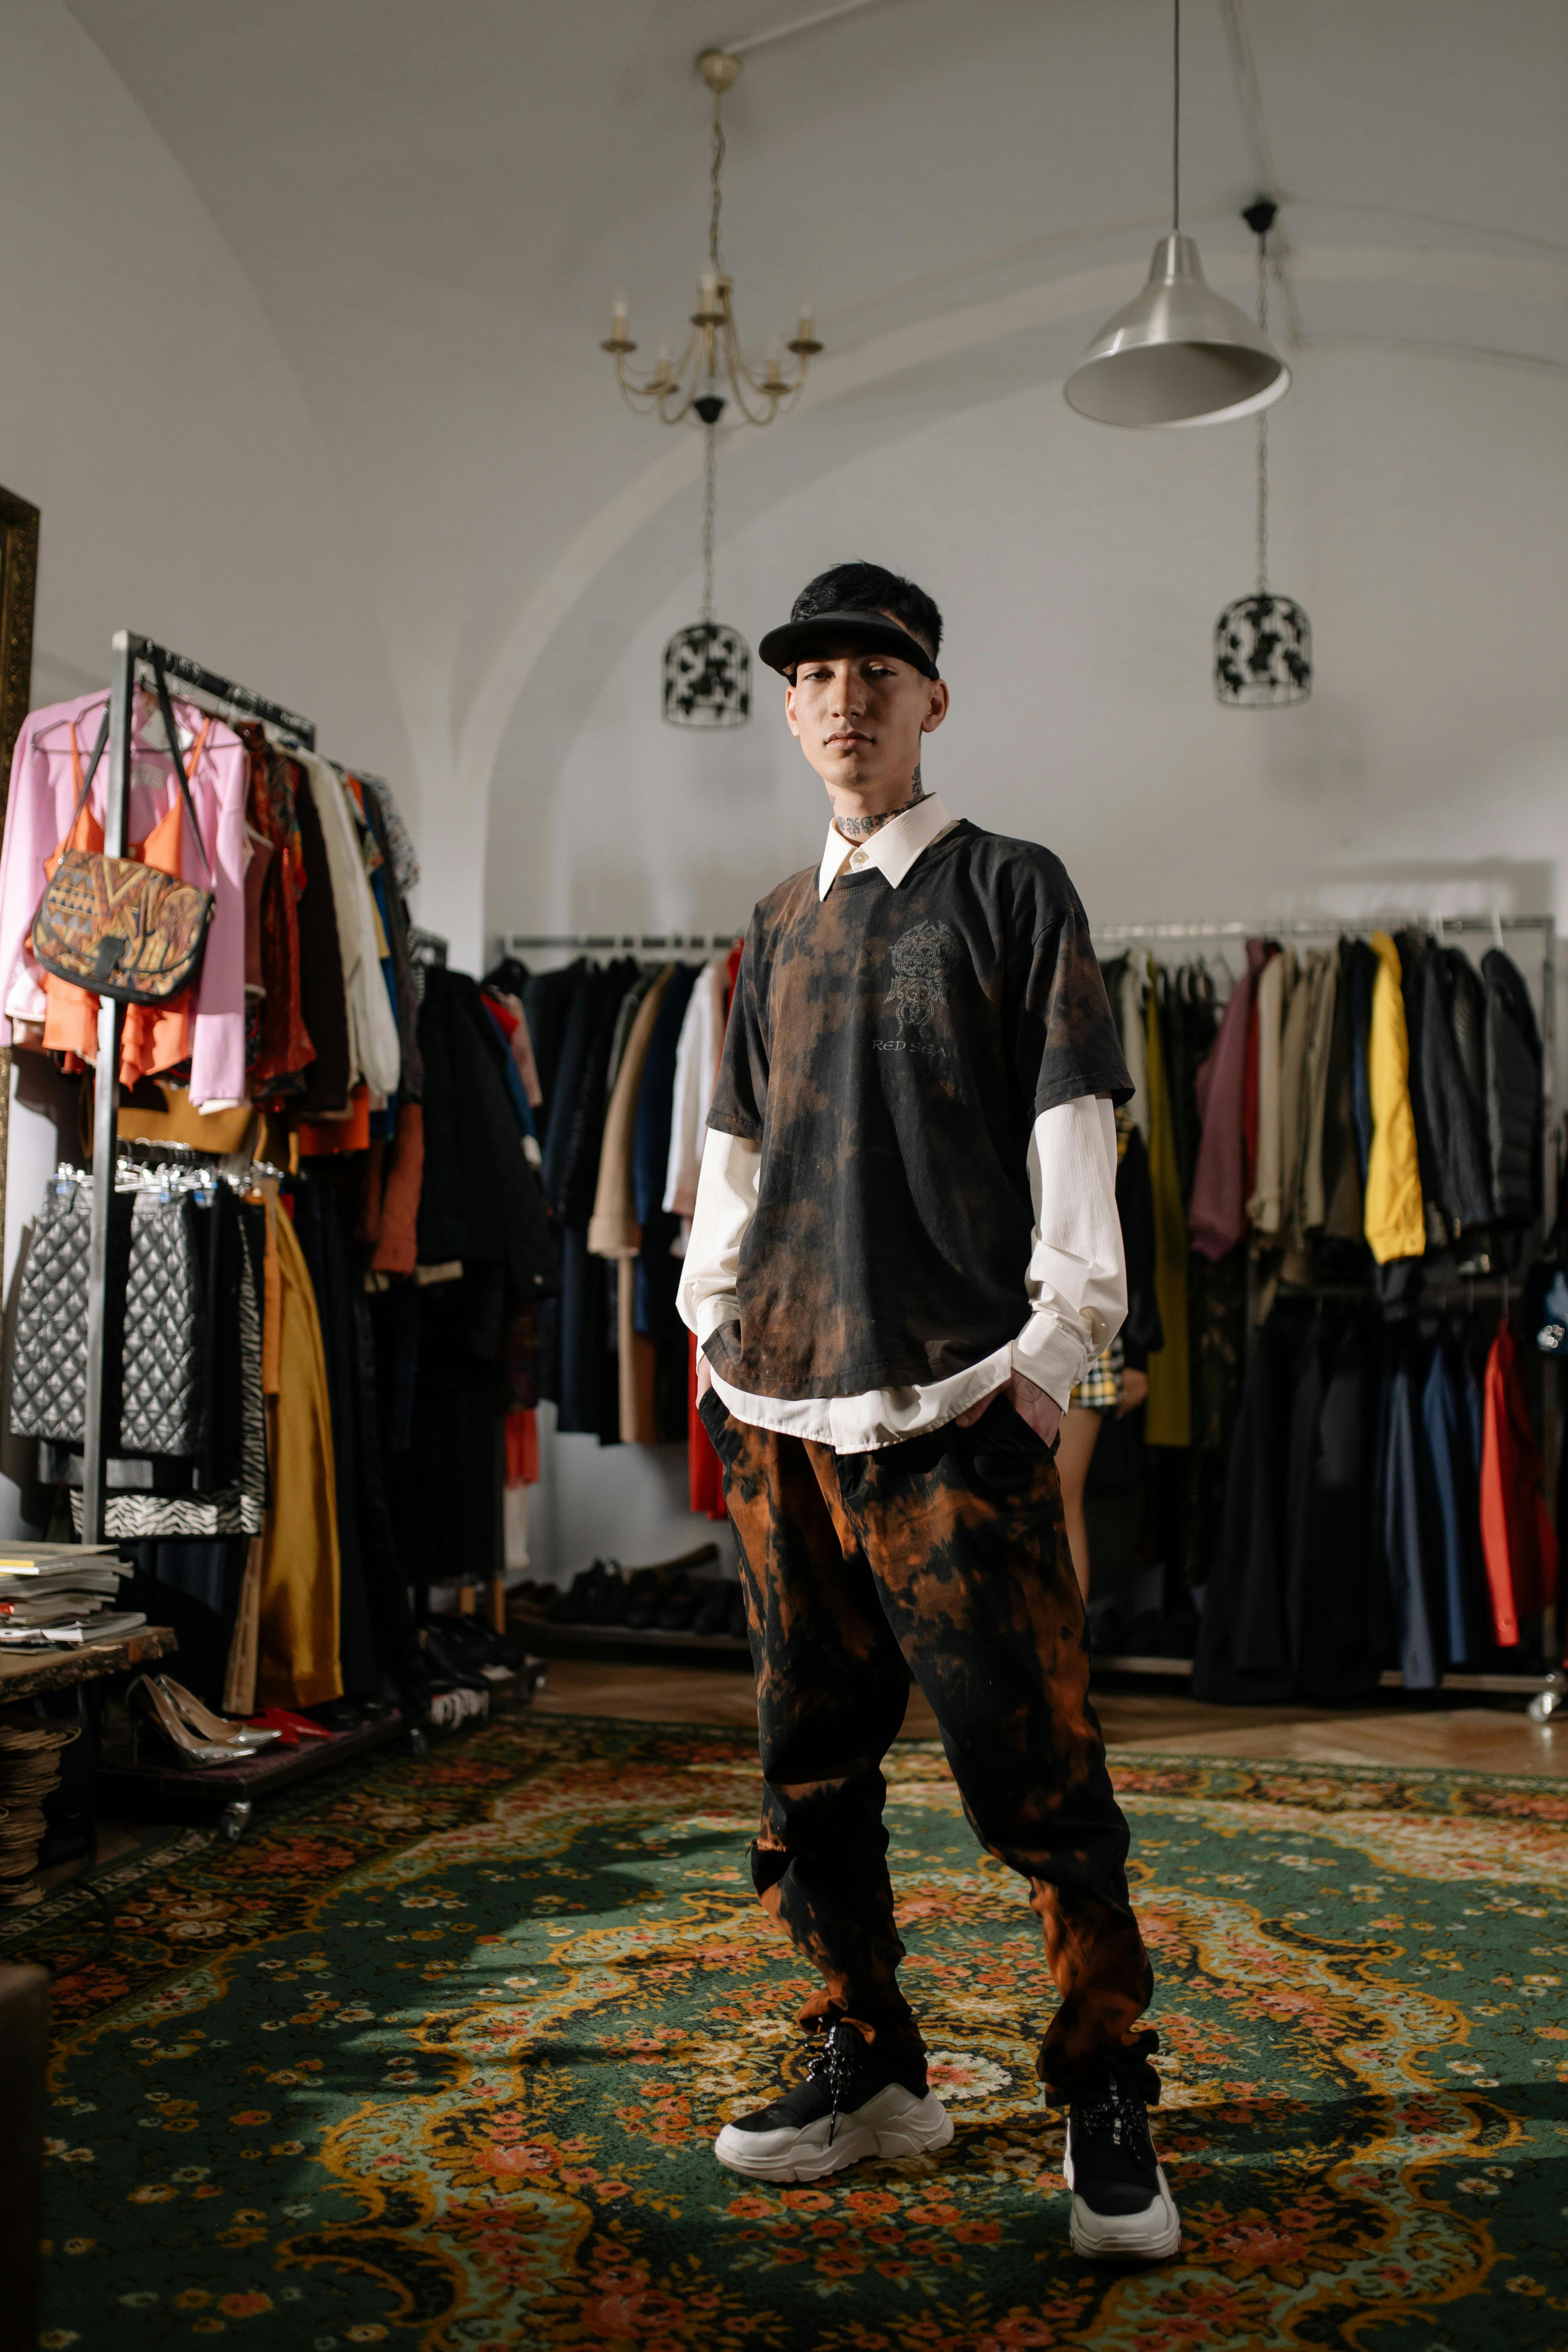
left=714, top=2084, right=954, bottom=2183
left=1064, top=2128, right=1181, bottom=2261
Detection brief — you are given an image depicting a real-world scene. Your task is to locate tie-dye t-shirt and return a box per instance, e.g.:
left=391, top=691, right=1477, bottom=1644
left=705, top=819, right=1131, bottom=1401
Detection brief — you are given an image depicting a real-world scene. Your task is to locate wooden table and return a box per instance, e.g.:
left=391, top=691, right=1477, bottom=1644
left=0, top=1625, right=175, bottom=1707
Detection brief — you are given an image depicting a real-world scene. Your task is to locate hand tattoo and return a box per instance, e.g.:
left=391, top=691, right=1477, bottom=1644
left=836, top=767, right=927, bottom=840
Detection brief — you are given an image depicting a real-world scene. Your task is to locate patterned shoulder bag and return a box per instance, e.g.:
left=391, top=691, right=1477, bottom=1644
left=31, top=654, right=217, bottom=1006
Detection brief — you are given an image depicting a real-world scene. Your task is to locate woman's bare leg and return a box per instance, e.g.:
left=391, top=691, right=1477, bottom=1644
left=1056, top=1405, right=1104, bottom=1602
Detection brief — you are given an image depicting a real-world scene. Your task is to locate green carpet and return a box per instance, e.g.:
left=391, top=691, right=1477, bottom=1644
left=26, top=1717, right=1568, bottom=2350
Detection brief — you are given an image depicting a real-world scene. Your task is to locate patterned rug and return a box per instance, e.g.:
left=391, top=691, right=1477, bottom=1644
left=23, top=1715, right=1568, bottom=2351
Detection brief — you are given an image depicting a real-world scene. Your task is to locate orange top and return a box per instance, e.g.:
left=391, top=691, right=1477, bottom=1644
left=41, top=711, right=211, bottom=1083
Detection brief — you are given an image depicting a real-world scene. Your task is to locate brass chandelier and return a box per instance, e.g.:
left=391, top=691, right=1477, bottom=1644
left=600, top=48, right=822, bottom=429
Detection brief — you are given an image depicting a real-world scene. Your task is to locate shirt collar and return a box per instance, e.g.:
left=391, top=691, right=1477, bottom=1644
left=816, top=793, right=954, bottom=901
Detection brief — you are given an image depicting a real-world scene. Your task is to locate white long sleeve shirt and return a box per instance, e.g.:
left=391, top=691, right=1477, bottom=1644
left=663, top=956, right=730, bottom=1219
left=676, top=796, right=1127, bottom=1452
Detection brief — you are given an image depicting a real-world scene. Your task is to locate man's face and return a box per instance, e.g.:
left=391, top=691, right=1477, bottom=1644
left=783, top=615, right=948, bottom=805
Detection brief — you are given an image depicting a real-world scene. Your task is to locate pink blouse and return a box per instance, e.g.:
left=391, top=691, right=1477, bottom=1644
left=0, top=686, right=250, bottom=1108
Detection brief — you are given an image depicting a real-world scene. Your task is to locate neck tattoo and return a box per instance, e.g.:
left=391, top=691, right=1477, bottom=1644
left=837, top=768, right=927, bottom=841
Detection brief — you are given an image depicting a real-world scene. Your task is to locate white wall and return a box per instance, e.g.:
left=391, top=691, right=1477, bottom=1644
left=0, top=1, right=411, bottom=780
left=510, top=347, right=1568, bottom=944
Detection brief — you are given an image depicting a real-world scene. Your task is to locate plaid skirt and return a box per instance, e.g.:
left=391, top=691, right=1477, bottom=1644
left=1071, top=1334, right=1124, bottom=1412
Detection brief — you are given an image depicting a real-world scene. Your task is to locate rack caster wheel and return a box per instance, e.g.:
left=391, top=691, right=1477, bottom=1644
left=407, top=1726, right=430, bottom=1760
left=218, top=1800, right=252, bottom=1844
left=1527, top=1674, right=1565, bottom=1725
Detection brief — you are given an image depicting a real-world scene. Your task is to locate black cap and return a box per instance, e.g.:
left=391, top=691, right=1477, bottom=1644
left=758, top=610, right=941, bottom=681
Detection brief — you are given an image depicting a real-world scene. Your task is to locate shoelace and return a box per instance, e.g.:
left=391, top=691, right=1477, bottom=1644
left=1072, top=2077, right=1151, bottom=2158
left=805, top=2023, right=865, bottom=2145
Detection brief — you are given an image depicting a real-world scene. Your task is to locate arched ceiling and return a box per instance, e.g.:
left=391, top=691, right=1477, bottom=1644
left=64, top=0, right=1568, bottom=949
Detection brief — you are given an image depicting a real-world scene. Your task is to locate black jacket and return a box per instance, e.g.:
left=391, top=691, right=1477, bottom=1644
left=416, top=967, right=560, bottom=1306
left=1116, top=1122, right=1163, bottom=1371
left=1482, top=947, right=1542, bottom=1225
left=1419, top=946, right=1492, bottom=1237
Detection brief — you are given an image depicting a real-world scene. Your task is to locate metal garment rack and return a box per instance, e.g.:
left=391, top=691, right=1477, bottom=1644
left=499, top=933, right=738, bottom=958
left=79, top=633, right=318, bottom=1545
left=1096, top=912, right=1564, bottom=1718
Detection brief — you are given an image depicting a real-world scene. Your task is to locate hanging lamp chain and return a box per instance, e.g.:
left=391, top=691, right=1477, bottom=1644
left=701, top=422, right=717, bottom=625
left=1171, top=0, right=1180, bottom=233
left=1255, top=229, right=1269, bottom=592
left=709, top=86, right=725, bottom=271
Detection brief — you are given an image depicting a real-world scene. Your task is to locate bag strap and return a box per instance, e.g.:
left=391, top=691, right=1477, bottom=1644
left=55, top=702, right=111, bottom=854
left=149, top=653, right=212, bottom=881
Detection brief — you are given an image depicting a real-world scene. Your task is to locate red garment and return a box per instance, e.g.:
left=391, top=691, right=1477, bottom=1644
left=689, top=1331, right=726, bottom=1521
left=237, top=724, right=314, bottom=1096
left=1188, top=938, right=1270, bottom=1262
left=1479, top=1320, right=1558, bottom=1646
left=371, top=1101, right=424, bottom=1274
left=505, top=1409, right=539, bottom=1489
left=297, top=1083, right=371, bottom=1157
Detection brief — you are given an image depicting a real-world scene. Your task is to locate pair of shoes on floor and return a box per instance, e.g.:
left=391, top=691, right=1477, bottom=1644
left=127, top=1675, right=282, bottom=1771
left=504, top=1580, right=558, bottom=1623
left=425, top=1613, right=545, bottom=1705
left=552, top=1558, right=626, bottom=1625
left=649, top=1574, right=743, bottom=1635
left=714, top=2023, right=1179, bottom=2262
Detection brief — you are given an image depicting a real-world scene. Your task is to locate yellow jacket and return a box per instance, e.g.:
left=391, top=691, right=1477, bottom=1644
left=1364, top=931, right=1425, bottom=1264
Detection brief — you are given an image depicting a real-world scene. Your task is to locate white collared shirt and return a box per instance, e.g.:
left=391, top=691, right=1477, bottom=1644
left=814, top=789, right=959, bottom=898
left=677, top=795, right=1126, bottom=1452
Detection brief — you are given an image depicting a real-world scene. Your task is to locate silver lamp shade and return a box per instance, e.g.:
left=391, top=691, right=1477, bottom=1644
left=1065, top=234, right=1290, bottom=429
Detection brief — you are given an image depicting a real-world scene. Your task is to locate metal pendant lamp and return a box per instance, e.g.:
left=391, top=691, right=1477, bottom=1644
left=663, top=422, right=751, bottom=727
left=1065, top=0, right=1290, bottom=429
left=1214, top=202, right=1311, bottom=706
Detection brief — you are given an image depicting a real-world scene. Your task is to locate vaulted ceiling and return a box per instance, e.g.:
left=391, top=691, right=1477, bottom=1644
left=63, top=0, right=1568, bottom=937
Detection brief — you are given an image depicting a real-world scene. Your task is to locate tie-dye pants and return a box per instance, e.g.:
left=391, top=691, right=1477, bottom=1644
left=699, top=1387, right=1158, bottom=2102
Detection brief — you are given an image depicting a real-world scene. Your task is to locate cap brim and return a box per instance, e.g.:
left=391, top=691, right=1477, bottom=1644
left=758, top=611, right=939, bottom=680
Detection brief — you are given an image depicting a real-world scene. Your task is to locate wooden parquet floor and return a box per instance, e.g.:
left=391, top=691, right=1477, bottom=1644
left=532, top=1659, right=1566, bottom=1776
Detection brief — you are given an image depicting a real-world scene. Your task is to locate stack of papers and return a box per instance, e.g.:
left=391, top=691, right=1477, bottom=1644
left=0, top=1544, right=145, bottom=1648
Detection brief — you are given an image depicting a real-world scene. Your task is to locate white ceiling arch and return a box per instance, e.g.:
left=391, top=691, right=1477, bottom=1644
left=56, top=0, right=1568, bottom=955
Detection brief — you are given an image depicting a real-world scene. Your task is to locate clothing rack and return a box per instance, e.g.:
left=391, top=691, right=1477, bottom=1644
left=1095, top=911, right=1559, bottom=1229
left=79, top=633, right=319, bottom=1545
left=1095, top=910, right=1565, bottom=1716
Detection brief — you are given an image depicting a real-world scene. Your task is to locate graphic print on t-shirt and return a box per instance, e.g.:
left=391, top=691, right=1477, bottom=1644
left=876, top=919, right=963, bottom=1056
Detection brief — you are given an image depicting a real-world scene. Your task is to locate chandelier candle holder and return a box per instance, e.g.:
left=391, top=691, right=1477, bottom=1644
left=1214, top=200, right=1312, bottom=707
left=601, top=49, right=822, bottom=429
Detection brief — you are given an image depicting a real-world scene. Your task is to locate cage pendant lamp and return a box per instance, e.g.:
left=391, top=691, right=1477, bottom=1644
left=1214, top=203, right=1311, bottom=708
left=663, top=423, right=751, bottom=728
left=1064, top=0, right=1290, bottom=428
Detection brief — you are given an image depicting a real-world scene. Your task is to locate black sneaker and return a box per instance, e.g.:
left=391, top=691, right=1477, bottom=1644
left=1064, top=2066, right=1180, bottom=2260
left=714, top=2021, right=952, bottom=2183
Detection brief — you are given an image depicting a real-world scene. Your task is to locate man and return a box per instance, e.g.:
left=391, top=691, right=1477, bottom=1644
left=677, top=561, right=1178, bottom=2262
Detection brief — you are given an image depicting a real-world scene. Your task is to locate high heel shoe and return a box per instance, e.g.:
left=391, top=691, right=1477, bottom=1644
left=155, top=1676, right=279, bottom=1750
left=127, top=1676, right=246, bottom=1771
